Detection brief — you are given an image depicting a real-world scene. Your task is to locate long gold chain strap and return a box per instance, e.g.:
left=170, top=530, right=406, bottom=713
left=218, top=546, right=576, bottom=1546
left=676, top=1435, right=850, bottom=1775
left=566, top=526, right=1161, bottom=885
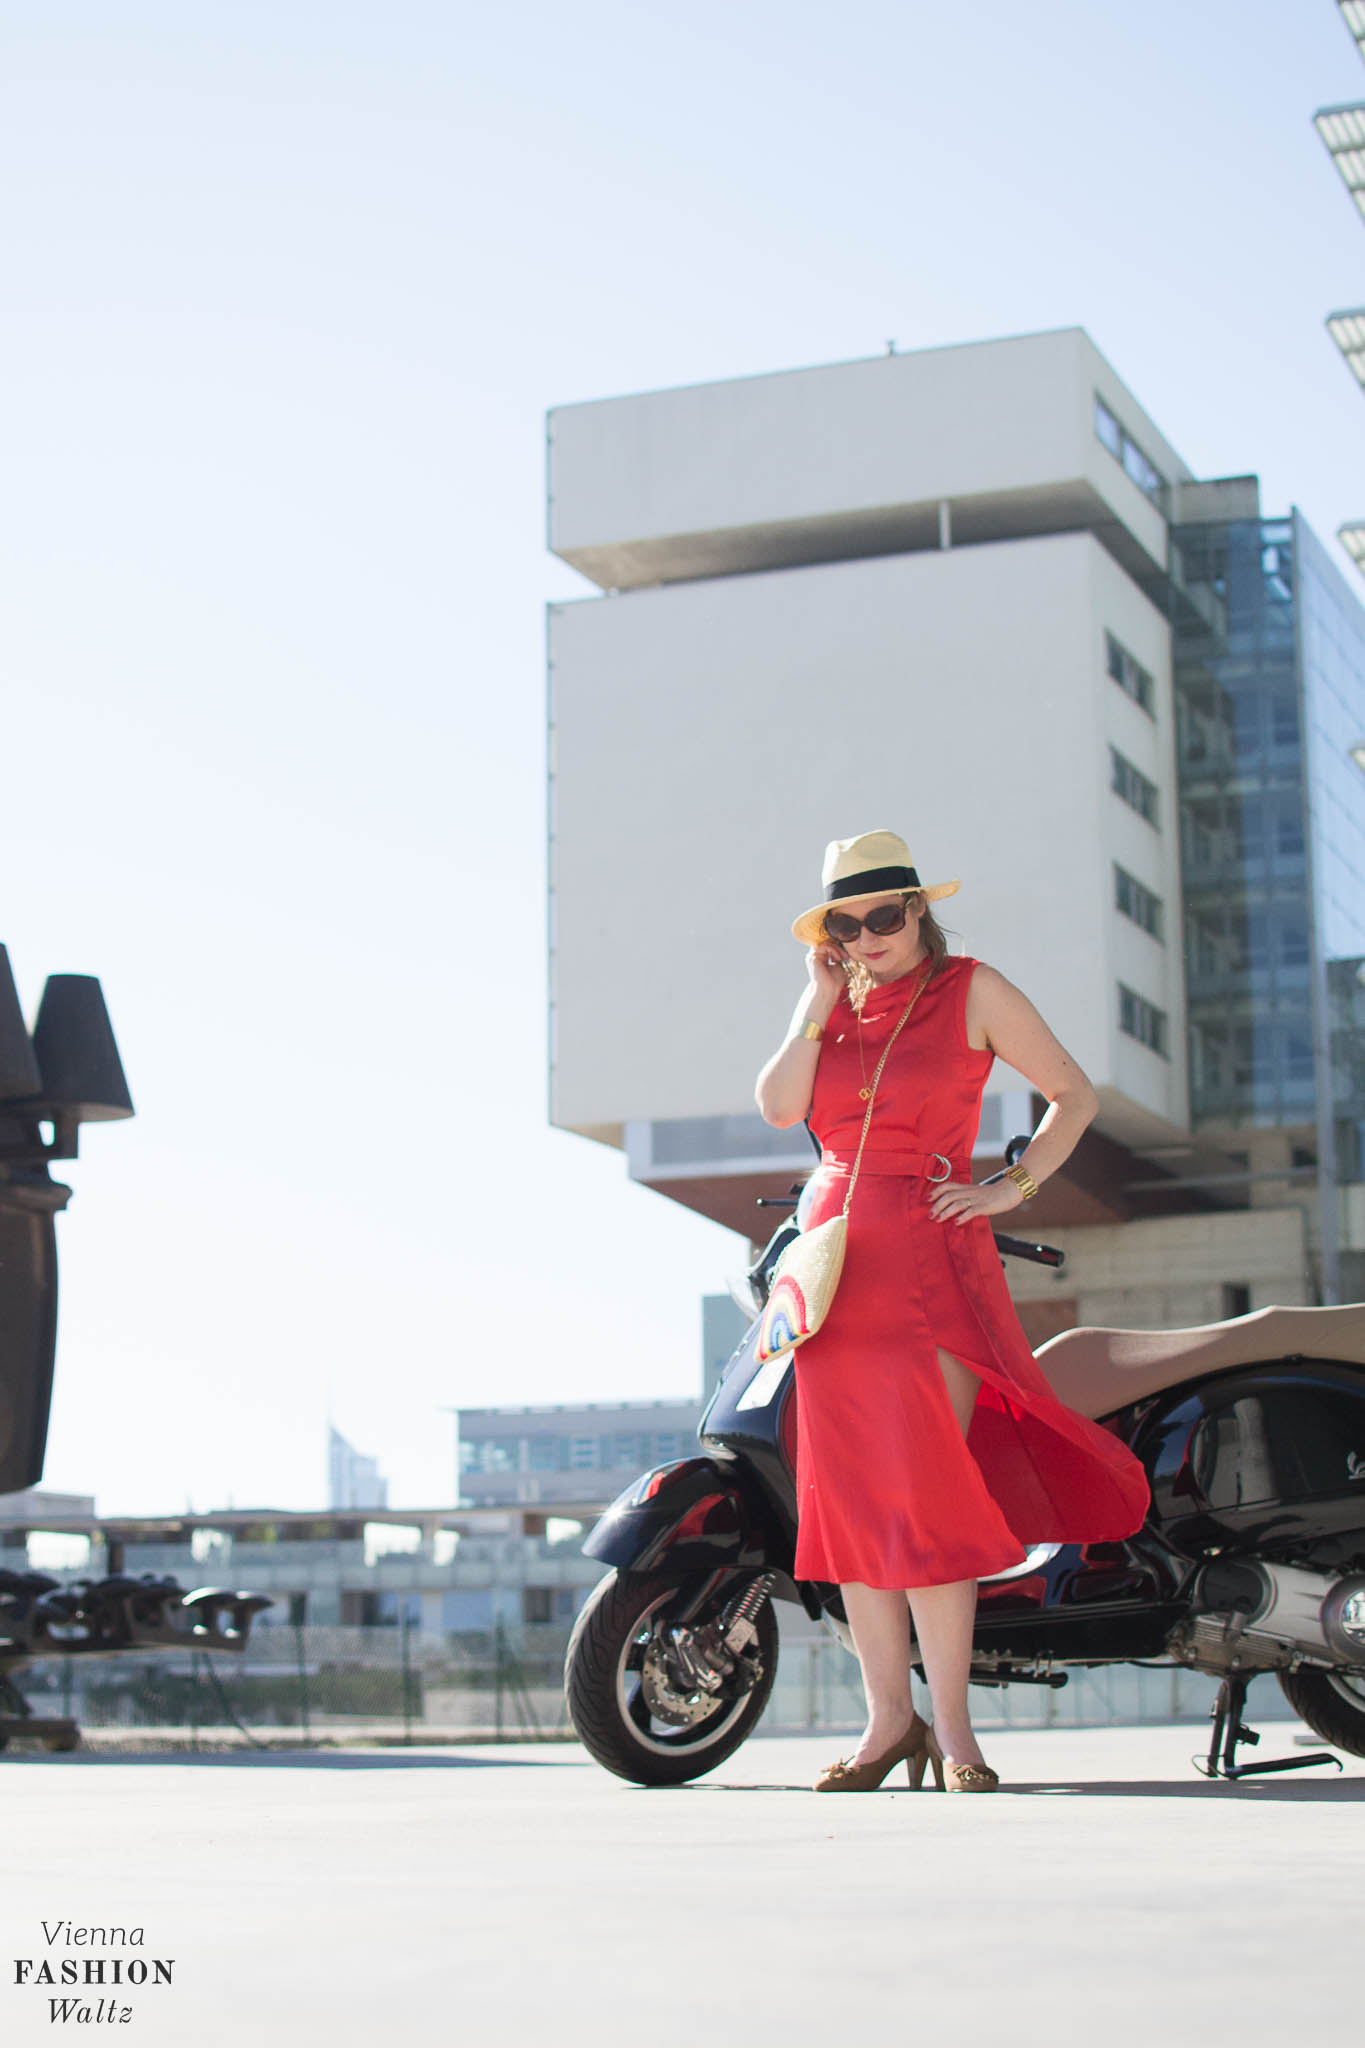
left=840, top=967, right=933, bottom=1223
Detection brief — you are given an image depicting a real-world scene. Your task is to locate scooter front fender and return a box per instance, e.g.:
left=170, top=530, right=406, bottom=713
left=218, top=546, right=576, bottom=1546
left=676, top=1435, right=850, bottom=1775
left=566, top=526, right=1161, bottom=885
left=582, top=1456, right=792, bottom=1578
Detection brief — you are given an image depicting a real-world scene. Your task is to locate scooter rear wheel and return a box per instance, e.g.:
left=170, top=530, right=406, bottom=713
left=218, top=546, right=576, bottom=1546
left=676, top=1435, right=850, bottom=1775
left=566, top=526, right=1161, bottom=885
left=1277, top=1665, right=1365, bottom=1759
left=564, top=1568, right=778, bottom=1787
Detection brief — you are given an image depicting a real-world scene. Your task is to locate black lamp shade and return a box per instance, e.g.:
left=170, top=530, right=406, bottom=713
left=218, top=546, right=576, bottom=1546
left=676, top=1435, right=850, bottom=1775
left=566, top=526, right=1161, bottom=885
left=30, top=975, right=134, bottom=1122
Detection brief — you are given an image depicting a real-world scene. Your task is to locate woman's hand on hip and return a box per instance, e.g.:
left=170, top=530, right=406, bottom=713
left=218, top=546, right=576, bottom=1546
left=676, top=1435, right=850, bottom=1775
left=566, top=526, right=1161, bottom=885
left=928, top=1176, right=1024, bottom=1226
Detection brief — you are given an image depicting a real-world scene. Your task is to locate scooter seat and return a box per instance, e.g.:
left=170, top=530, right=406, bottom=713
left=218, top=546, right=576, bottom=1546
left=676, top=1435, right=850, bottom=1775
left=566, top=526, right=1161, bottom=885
left=1033, top=1301, right=1365, bottom=1419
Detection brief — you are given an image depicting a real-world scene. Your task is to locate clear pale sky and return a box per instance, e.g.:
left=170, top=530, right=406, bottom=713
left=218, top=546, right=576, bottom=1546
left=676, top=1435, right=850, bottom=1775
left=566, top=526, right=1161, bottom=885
left=3, top=1, right=1364, bottom=1516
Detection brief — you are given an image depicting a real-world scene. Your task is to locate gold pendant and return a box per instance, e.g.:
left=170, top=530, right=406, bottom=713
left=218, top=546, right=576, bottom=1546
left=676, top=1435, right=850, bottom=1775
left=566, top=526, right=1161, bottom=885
left=858, top=1086, right=872, bottom=1101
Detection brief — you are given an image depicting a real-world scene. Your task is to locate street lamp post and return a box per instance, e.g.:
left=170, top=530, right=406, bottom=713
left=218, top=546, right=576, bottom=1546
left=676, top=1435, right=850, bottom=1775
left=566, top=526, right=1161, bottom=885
left=0, top=945, right=134, bottom=1493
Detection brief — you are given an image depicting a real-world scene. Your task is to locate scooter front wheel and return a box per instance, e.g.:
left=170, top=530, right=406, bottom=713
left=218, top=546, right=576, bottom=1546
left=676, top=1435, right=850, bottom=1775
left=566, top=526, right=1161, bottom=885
left=564, top=1568, right=778, bottom=1787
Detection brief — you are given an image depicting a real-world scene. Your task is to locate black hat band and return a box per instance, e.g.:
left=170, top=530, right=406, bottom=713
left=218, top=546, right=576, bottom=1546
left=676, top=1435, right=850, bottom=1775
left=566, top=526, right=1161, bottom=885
left=825, top=864, right=920, bottom=903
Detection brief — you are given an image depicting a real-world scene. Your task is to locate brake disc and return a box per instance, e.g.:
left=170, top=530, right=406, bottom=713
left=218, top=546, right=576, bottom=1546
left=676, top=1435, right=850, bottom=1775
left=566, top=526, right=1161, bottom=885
left=638, top=1623, right=760, bottom=1728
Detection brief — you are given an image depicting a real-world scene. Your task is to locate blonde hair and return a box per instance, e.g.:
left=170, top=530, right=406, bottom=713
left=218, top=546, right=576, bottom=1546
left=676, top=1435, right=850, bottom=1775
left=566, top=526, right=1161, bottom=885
left=838, top=892, right=951, bottom=1015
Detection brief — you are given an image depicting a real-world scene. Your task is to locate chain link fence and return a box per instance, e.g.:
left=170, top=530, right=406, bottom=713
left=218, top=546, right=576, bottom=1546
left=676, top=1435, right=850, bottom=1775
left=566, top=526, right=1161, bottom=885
left=7, top=1620, right=577, bottom=1749
left=764, top=1638, right=1298, bottom=1733
left=4, top=1611, right=1298, bottom=1750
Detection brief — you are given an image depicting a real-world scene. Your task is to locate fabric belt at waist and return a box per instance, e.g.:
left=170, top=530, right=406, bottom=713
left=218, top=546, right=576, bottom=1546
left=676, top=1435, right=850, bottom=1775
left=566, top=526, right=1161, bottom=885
left=819, top=1146, right=970, bottom=1180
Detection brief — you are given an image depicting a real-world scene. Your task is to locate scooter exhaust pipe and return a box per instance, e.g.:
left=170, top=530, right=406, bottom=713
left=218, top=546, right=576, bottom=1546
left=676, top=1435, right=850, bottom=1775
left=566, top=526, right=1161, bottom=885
left=1191, top=1560, right=1365, bottom=1667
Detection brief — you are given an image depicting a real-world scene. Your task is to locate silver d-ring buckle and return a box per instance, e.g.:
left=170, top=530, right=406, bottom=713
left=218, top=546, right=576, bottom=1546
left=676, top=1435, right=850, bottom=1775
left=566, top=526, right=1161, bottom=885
left=926, top=1153, right=953, bottom=1183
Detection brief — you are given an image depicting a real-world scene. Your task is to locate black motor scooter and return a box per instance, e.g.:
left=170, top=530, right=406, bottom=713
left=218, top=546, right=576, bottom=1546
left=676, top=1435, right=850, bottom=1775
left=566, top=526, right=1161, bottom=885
left=563, top=1144, right=1365, bottom=1785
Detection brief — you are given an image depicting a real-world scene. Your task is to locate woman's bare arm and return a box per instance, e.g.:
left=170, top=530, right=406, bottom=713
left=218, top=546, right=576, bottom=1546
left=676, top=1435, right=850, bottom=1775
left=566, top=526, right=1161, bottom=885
left=928, top=963, right=1100, bottom=1225
left=970, top=963, right=1099, bottom=1181
left=755, top=946, right=845, bottom=1127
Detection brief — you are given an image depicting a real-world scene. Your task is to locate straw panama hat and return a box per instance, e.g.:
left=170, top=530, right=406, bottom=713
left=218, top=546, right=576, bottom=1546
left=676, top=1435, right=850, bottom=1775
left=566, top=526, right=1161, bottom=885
left=791, top=830, right=961, bottom=946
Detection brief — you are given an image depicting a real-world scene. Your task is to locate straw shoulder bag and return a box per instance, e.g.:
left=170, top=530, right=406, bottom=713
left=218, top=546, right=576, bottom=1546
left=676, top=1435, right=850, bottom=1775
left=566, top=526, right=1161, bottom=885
left=755, top=969, right=930, bottom=1365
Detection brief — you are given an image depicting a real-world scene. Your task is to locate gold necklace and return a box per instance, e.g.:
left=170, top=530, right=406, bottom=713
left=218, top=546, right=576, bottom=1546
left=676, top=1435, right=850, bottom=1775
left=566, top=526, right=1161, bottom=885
left=856, top=962, right=931, bottom=1100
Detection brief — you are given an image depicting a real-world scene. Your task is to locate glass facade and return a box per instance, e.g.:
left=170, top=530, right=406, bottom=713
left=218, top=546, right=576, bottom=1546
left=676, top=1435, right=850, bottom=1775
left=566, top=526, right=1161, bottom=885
left=1298, top=513, right=1365, bottom=1294
left=1172, top=517, right=1312, bottom=1129
left=1171, top=511, right=1365, bottom=1297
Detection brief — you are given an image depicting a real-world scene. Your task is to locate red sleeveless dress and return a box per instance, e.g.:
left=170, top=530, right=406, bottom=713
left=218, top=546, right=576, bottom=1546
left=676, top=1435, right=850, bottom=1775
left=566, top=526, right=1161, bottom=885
left=791, top=954, right=1149, bottom=1589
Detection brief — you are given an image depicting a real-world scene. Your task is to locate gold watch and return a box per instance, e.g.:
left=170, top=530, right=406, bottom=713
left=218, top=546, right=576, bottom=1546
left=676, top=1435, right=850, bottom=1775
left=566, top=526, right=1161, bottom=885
left=1003, top=1162, right=1039, bottom=1201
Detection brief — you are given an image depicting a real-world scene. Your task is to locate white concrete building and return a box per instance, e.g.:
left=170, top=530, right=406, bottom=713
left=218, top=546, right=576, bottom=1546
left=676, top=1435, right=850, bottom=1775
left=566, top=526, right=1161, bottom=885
left=546, top=327, right=1365, bottom=1325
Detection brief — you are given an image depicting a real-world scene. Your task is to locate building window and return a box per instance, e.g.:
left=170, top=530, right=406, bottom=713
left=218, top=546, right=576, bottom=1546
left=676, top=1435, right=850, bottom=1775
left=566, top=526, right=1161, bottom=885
left=1181, top=800, right=1215, bottom=868
left=1275, top=803, right=1305, bottom=856
left=1094, top=394, right=1122, bottom=458
left=1222, top=1283, right=1252, bottom=1318
left=341, top=1590, right=389, bottom=1626
left=1105, top=631, right=1156, bottom=717
left=1114, top=864, right=1164, bottom=941
left=1176, top=695, right=1209, bottom=764
left=523, top=1587, right=553, bottom=1625
left=1285, top=1031, right=1315, bottom=1083
left=1192, top=1023, right=1222, bottom=1087
left=1118, top=983, right=1169, bottom=1057
left=1271, top=693, right=1299, bottom=746
left=569, top=1437, right=598, bottom=1468
left=1122, top=437, right=1165, bottom=501
left=527, top=1436, right=561, bottom=1472
left=1094, top=395, right=1167, bottom=505
left=1236, top=804, right=1267, bottom=863
left=1229, top=694, right=1261, bottom=757
left=459, top=1437, right=522, bottom=1475
left=1110, top=746, right=1159, bottom=827
left=1261, top=540, right=1293, bottom=603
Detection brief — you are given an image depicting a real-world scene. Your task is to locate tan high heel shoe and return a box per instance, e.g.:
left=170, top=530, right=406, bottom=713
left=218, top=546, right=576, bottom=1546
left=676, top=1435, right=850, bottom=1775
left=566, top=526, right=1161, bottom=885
left=924, top=1726, right=999, bottom=1792
left=908, top=1725, right=947, bottom=1791
left=814, top=1710, right=935, bottom=1792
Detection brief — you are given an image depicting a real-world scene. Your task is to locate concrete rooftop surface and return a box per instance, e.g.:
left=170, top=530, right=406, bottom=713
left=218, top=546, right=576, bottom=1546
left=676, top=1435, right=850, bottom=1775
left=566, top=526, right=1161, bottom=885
left=1, top=1723, right=1360, bottom=2047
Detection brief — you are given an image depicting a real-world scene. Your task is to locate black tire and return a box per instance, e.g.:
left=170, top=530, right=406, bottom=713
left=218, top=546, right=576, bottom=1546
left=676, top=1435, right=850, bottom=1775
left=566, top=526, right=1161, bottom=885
left=1278, top=1665, right=1365, bottom=1758
left=564, top=1569, right=778, bottom=1787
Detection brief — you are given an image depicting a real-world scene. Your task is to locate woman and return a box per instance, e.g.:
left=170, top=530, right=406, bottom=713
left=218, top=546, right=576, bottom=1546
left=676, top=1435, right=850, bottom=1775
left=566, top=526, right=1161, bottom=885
left=754, top=830, right=1149, bottom=1794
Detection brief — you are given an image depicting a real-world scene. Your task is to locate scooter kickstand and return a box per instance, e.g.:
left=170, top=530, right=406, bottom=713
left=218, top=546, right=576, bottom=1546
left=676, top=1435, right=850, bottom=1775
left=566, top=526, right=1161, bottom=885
left=1195, top=1672, right=1343, bottom=1780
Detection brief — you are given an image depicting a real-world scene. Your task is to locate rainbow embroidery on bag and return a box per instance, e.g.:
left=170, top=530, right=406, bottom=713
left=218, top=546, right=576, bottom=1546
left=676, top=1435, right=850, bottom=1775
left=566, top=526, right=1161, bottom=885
left=757, top=1273, right=812, bottom=1363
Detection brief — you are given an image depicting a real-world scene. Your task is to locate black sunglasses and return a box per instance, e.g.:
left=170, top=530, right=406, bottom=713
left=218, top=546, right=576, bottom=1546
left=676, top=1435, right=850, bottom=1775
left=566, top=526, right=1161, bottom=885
left=822, top=894, right=917, bottom=945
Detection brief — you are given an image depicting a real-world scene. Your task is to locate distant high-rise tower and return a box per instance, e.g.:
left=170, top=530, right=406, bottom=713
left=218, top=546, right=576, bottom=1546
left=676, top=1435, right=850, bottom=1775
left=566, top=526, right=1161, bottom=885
left=327, top=1427, right=388, bottom=1510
